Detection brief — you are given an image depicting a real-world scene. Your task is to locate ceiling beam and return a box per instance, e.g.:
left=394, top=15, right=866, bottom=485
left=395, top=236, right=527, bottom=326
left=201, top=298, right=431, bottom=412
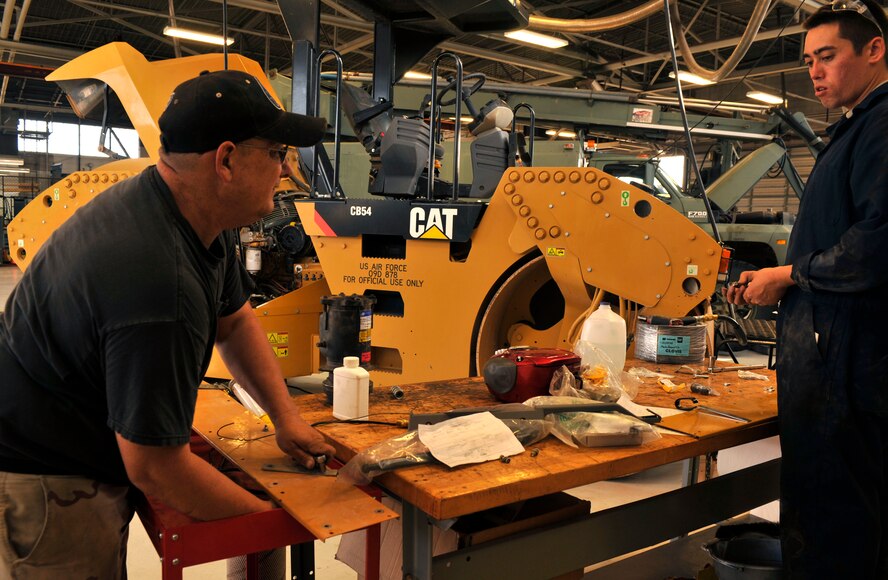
left=0, top=38, right=82, bottom=62
left=439, top=41, right=584, bottom=78
left=62, top=0, right=292, bottom=42
left=65, top=0, right=199, bottom=56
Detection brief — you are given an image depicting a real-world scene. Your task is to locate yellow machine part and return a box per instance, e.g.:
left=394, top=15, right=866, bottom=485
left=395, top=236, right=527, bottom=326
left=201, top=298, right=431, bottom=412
left=45, top=42, right=311, bottom=189
left=296, top=168, right=721, bottom=386
left=8, top=159, right=151, bottom=270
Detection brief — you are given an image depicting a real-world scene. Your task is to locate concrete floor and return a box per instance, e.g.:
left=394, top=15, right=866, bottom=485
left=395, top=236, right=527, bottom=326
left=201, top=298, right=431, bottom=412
left=0, top=263, right=777, bottom=579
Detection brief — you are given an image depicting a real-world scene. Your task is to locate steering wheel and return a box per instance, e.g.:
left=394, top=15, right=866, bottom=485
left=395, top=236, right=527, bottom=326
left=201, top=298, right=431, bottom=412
left=436, top=72, right=486, bottom=106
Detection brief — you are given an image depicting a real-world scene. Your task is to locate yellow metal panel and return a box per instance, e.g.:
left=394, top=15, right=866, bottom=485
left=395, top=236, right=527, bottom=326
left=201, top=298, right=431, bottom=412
left=8, top=161, right=151, bottom=270
left=497, top=168, right=721, bottom=317
left=46, top=43, right=279, bottom=162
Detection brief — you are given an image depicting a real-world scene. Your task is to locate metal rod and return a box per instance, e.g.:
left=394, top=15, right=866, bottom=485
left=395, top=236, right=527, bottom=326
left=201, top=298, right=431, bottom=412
left=511, top=102, right=536, bottom=166
left=314, top=49, right=343, bottom=198
left=428, top=52, right=463, bottom=201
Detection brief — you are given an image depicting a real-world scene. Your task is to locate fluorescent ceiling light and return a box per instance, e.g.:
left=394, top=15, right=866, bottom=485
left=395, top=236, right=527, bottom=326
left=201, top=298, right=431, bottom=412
left=403, top=70, right=432, bottom=80
left=0, top=167, right=29, bottom=173
left=746, top=90, right=784, bottom=105
left=0, top=157, right=24, bottom=166
left=504, top=29, right=568, bottom=49
left=163, top=26, right=234, bottom=46
left=546, top=129, right=577, bottom=138
left=669, top=70, right=715, bottom=86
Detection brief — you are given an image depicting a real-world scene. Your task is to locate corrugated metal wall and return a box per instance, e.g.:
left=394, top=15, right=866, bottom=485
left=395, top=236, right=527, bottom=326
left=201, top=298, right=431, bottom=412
left=740, top=146, right=815, bottom=214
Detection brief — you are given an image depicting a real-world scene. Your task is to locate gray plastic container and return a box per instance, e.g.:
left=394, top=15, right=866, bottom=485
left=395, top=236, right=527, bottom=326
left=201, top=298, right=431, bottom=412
left=704, top=536, right=783, bottom=580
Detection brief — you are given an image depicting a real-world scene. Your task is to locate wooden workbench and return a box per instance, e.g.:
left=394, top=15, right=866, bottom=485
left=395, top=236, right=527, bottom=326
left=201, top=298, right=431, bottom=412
left=290, top=360, right=777, bottom=520
left=191, top=359, right=778, bottom=579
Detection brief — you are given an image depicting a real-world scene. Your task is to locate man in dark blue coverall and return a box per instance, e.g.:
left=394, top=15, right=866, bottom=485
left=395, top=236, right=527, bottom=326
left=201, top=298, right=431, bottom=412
left=726, top=0, right=888, bottom=576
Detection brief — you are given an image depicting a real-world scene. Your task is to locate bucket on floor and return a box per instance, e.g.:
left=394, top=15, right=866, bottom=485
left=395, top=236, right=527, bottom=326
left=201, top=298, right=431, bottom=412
left=703, top=535, right=783, bottom=580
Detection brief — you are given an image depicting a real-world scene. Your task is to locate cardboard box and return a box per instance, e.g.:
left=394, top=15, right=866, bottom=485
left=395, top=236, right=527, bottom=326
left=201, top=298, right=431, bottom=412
left=336, top=493, right=590, bottom=580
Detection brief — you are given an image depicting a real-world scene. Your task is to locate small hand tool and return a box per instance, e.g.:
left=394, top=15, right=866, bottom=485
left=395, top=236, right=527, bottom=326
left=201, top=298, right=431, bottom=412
left=674, top=397, right=750, bottom=423
left=708, top=364, right=766, bottom=373
left=690, top=383, right=718, bottom=396
left=262, top=455, right=338, bottom=476
left=677, top=365, right=709, bottom=379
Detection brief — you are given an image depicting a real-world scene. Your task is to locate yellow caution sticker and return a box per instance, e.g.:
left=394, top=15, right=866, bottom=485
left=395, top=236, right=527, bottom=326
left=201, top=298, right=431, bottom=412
left=546, top=247, right=566, bottom=257
left=266, top=332, right=289, bottom=345
left=273, top=346, right=289, bottom=358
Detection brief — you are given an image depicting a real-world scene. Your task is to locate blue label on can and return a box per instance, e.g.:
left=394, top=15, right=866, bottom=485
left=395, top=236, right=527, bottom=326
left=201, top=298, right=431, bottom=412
left=657, top=335, right=690, bottom=356
left=359, top=310, right=372, bottom=330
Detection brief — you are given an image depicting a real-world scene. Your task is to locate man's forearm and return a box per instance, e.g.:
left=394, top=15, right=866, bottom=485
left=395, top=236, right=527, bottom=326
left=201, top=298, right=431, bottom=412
left=118, top=436, right=271, bottom=520
left=216, top=304, right=300, bottom=422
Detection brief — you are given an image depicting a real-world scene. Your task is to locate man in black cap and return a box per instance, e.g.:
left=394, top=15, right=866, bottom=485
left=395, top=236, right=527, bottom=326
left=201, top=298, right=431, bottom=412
left=0, top=69, right=334, bottom=578
left=726, top=0, right=888, bottom=576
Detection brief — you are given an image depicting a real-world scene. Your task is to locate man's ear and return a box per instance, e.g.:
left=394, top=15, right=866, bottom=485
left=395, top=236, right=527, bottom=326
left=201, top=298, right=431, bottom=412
left=868, top=36, right=886, bottom=63
left=215, top=142, right=237, bottom=181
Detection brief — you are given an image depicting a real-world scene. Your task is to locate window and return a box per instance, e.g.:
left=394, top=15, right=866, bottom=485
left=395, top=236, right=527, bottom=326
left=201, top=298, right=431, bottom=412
left=17, top=119, right=141, bottom=158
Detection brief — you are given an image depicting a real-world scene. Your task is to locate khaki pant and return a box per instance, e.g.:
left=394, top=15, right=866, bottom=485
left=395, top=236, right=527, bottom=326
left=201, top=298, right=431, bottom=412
left=0, top=471, right=133, bottom=579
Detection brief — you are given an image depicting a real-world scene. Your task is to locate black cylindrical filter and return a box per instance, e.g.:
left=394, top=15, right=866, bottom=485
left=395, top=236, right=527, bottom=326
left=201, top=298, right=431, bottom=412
left=318, top=293, right=375, bottom=405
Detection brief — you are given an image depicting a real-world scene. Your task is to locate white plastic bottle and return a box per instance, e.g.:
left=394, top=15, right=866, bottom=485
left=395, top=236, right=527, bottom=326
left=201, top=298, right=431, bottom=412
left=579, top=302, right=628, bottom=374
left=333, top=356, right=370, bottom=420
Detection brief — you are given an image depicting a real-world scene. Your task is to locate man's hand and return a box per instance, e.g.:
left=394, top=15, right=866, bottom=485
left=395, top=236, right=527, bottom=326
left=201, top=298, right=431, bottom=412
left=273, top=411, right=336, bottom=469
left=216, top=302, right=335, bottom=468
left=723, top=265, right=794, bottom=306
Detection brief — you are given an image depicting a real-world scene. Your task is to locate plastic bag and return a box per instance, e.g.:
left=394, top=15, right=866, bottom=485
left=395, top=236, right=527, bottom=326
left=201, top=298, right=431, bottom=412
left=545, top=411, right=659, bottom=448
left=522, top=395, right=659, bottom=448
left=572, top=342, right=641, bottom=400
left=549, top=363, right=622, bottom=402
left=628, top=367, right=674, bottom=380
left=337, top=418, right=551, bottom=485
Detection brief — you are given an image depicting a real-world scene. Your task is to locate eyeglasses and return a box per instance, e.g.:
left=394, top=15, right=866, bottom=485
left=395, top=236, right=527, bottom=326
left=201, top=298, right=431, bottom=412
left=830, top=0, right=884, bottom=38
left=237, top=143, right=291, bottom=164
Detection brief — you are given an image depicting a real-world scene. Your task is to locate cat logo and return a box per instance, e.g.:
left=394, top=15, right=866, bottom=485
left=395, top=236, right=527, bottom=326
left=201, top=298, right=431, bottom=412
left=409, top=207, right=459, bottom=239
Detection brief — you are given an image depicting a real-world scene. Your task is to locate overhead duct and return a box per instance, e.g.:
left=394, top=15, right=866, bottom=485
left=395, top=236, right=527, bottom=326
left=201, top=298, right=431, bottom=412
left=527, top=0, right=663, bottom=32
left=528, top=0, right=775, bottom=83
left=669, top=0, right=774, bottom=82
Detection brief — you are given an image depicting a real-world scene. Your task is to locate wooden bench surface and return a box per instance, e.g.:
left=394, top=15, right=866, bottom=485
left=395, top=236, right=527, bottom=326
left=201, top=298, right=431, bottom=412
left=284, top=359, right=778, bottom=520
left=193, top=389, right=398, bottom=539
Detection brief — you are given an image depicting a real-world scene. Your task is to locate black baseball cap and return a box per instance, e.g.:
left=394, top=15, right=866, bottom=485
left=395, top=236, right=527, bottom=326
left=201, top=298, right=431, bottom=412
left=159, top=69, right=328, bottom=153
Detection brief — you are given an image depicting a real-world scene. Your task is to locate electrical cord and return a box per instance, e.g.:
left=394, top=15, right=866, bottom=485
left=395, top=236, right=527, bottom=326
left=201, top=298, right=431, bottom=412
left=662, top=0, right=723, bottom=244
left=216, top=421, right=276, bottom=442
left=312, top=419, right=408, bottom=428
left=312, top=412, right=411, bottom=428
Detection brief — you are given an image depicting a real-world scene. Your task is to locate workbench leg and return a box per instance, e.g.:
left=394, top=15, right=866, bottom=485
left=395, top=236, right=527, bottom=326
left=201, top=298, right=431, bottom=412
left=289, top=542, right=315, bottom=580
left=365, top=523, right=381, bottom=580
left=161, top=557, right=183, bottom=580
left=682, top=456, right=700, bottom=486
left=402, top=503, right=433, bottom=580
left=247, top=553, right=259, bottom=579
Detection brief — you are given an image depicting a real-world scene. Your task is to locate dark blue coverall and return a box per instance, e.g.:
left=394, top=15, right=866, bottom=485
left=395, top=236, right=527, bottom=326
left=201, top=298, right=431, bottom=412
left=777, top=82, right=888, bottom=577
